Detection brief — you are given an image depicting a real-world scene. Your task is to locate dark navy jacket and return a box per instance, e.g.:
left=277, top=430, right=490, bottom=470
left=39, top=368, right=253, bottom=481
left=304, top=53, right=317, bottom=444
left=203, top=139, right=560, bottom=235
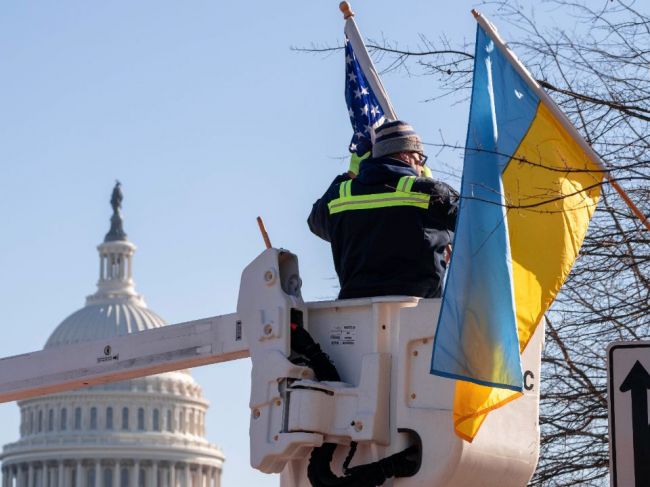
left=308, top=156, right=458, bottom=299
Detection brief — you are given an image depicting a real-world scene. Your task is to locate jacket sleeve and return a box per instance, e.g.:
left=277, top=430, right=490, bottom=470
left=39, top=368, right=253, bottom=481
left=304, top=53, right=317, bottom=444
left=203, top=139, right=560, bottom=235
left=308, top=173, right=350, bottom=242
left=415, top=178, right=459, bottom=232
left=445, top=186, right=459, bottom=232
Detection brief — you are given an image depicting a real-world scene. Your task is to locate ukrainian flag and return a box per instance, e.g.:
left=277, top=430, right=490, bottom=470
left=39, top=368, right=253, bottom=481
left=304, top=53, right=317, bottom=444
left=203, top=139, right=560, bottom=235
left=430, top=17, right=603, bottom=441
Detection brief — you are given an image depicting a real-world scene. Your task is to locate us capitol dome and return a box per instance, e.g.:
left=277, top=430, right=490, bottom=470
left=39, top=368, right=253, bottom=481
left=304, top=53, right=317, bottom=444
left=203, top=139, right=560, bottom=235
left=1, top=183, right=224, bottom=487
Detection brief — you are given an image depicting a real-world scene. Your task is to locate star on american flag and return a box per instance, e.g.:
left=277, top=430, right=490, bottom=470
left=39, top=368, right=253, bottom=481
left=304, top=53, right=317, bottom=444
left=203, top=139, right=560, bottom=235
left=344, top=38, right=385, bottom=155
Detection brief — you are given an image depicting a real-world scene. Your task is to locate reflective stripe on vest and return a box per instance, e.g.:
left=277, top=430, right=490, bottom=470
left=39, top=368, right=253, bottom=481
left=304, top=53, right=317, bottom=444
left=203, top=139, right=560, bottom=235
left=328, top=176, right=430, bottom=214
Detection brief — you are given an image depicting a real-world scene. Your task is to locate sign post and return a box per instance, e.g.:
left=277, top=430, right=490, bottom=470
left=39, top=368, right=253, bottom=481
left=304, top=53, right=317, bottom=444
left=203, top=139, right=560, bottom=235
left=608, top=342, right=650, bottom=487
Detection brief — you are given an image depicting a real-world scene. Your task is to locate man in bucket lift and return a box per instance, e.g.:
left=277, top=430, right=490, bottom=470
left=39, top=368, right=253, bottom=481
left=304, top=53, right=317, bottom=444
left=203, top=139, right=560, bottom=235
left=309, top=120, right=458, bottom=299
left=294, top=121, right=458, bottom=487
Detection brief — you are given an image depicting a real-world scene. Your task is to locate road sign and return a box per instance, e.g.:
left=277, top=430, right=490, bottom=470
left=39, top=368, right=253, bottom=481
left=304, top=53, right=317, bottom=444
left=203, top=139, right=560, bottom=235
left=608, top=342, right=650, bottom=487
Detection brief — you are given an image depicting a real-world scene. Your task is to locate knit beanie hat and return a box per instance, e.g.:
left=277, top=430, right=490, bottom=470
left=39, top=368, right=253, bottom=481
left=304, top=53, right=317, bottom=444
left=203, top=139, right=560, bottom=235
left=372, top=120, right=423, bottom=159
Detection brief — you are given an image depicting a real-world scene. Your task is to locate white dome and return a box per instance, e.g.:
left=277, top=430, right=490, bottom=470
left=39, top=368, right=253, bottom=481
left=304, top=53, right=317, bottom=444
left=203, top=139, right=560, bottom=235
left=45, top=302, right=165, bottom=349
left=1, top=185, right=224, bottom=487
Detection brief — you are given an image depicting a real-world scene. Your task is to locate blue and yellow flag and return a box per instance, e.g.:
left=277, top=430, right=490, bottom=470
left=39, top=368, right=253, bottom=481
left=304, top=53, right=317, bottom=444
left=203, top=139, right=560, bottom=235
left=430, top=20, right=603, bottom=441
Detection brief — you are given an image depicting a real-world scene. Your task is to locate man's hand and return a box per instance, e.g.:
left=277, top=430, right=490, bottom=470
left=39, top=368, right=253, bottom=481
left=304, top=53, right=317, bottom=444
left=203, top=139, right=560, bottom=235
left=348, top=151, right=371, bottom=178
left=444, top=243, right=452, bottom=264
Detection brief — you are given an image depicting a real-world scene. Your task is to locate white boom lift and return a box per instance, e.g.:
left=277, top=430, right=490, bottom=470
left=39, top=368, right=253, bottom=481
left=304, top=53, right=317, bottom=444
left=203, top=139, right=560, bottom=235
left=0, top=248, right=543, bottom=486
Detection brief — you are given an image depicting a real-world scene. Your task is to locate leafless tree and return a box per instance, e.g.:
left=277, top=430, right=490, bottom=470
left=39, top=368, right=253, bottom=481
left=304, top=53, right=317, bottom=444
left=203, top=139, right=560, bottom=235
left=300, top=1, right=649, bottom=485
left=505, top=2, right=650, bottom=485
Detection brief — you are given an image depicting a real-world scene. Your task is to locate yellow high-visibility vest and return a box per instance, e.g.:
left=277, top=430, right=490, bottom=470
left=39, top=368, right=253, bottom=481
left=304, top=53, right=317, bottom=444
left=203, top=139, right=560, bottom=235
left=328, top=176, right=430, bottom=214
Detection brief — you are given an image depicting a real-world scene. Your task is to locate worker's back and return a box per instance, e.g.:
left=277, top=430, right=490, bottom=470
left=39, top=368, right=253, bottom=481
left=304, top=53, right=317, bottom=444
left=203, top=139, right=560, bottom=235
left=308, top=156, right=458, bottom=299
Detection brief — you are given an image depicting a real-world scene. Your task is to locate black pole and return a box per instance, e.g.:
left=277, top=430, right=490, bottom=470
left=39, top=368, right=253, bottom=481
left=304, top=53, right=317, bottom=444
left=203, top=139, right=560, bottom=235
left=619, top=360, right=650, bottom=487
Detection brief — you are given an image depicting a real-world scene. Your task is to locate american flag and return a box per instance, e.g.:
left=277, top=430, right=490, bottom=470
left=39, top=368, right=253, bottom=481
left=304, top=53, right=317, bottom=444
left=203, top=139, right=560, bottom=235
left=344, top=37, right=386, bottom=156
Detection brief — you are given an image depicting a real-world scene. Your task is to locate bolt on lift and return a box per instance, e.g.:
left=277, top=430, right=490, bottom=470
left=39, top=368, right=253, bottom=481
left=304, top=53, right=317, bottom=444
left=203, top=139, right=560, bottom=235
left=0, top=221, right=544, bottom=486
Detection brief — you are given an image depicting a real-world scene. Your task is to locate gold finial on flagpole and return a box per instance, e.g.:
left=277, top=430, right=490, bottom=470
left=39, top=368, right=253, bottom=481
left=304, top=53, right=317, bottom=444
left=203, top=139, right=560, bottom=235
left=471, top=9, right=481, bottom=19
left=339, top=2, right=355, bottom=19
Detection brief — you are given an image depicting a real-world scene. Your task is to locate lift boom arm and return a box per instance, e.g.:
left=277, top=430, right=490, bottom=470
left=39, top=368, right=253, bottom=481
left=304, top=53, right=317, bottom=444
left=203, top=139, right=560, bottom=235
left=0, top=313, right=248, bottom=403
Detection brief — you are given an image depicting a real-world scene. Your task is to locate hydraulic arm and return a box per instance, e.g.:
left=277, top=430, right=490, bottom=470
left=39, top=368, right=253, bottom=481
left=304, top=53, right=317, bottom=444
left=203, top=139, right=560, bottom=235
left=0, top=248, right=543, bottom=487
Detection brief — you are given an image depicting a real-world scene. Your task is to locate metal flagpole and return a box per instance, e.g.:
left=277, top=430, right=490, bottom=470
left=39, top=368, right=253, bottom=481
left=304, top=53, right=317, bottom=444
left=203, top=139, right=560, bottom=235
left=339, top=2, right=398, bottom=121
left=472, top=9, right=650, bottom=232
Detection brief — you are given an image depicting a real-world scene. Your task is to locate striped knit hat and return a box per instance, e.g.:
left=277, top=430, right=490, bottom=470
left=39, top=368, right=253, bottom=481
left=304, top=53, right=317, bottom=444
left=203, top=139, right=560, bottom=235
left=372, top=120, right=423, bottom=159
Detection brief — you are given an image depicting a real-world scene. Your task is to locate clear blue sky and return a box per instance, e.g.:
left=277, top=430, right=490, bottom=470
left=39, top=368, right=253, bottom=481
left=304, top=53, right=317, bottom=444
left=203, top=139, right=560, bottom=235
left=0, top=1, right=540, bottom=485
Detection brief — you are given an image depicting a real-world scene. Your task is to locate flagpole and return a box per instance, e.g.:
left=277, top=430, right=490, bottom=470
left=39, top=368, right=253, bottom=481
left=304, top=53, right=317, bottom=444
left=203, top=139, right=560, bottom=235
left=339, top=2, right=398, bottom=120
left=472, top=9, right=650, bottom=232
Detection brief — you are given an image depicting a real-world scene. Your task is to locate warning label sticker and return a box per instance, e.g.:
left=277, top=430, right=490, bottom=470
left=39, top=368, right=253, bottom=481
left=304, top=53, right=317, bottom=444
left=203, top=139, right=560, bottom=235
left=330, top=325, right=357, bottom=346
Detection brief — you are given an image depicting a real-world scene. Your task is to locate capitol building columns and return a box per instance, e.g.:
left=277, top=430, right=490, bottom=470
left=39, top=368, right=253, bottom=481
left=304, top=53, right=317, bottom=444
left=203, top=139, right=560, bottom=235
left=1, top=459, right=226, bottom=487
left=1, top=460, right=216, bottom=487
left=0, top=460, right=231, bottom=487
left=112, top=462, right=119, bottom=487
left=58, top=462, right=65, bottom=487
